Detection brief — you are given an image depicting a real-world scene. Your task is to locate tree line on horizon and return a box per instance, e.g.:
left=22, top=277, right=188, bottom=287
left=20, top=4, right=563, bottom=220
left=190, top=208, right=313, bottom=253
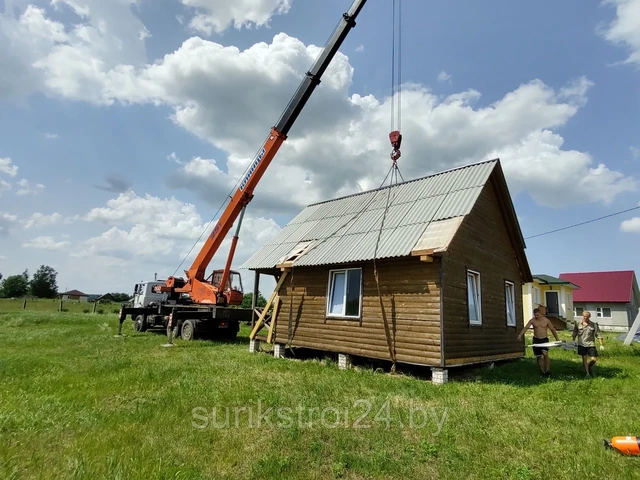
left=1, top=266, right=268, bottom=306
left=0, top=265, right=130, bottom=302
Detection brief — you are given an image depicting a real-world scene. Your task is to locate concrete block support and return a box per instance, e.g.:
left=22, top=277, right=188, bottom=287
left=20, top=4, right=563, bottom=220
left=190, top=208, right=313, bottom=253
left=338, top=353, right=352, bottom=370
left=249, top=339, right=261, bottom=353
left=431, top=368, right=448, bottom=385
left=273, top=343, right=286, bottom=358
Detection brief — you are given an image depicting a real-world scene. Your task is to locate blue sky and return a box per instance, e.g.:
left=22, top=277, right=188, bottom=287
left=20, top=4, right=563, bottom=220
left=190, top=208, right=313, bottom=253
left=0, top=0, right=638, bottom=295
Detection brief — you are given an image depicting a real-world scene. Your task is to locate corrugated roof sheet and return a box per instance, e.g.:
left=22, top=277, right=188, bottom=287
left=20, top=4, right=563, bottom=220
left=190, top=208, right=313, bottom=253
left=242, top=159, right=498, bottom=269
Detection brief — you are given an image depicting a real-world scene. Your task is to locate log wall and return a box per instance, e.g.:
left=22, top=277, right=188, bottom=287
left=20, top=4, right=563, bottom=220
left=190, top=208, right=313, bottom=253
left=441, top=179, right=526, bottom=364
left=273, top=256, right=442, bottom=366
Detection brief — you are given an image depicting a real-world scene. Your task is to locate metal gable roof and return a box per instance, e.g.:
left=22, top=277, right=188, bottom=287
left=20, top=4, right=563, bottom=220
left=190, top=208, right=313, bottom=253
left=241, top=159, right=499, bottom=270
left=559, top=271, right=636, bottom=303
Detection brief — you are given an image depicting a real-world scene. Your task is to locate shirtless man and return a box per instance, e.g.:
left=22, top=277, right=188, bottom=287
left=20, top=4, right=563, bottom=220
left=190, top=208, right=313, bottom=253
left=517, top=308, right=559, bottom=377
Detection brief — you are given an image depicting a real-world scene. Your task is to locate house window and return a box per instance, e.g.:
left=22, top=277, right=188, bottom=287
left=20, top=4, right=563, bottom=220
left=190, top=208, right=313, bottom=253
left=533, top=287, right=541, bottom=306
left=467, top=270, right=482, bottom=325
left=574, top=307, right=584, bottom=317
left=327, top=268, right=362, bottom=318
left=505, top=281, right=516, bottom=327
left=596, top=307, right=611, bottom=318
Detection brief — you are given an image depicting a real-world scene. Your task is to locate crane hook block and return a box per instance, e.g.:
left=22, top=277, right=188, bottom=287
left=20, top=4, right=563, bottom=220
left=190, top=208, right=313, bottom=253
left=389, top=130, right=402, bottom=161
left=389, top=131, right=402, bottom=150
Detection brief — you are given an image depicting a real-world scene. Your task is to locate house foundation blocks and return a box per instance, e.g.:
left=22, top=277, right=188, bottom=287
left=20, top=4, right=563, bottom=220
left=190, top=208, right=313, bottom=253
left=249, top=339, right=261, bottom=353
left=431, top=368, right=448, bottom=385
left=273, top=343, right=286, bottom=359
left=338, top=353, right=352, bottom=370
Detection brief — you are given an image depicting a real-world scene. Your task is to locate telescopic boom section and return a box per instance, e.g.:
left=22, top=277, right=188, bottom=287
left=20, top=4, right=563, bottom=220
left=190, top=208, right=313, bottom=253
left=168, top=0, right=369, bottom=305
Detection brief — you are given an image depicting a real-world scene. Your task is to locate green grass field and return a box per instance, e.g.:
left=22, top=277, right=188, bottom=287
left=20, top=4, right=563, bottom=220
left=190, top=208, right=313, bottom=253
left=1, top=311, right=639, bottom=480
left=0, top=298, right=121, bottom=314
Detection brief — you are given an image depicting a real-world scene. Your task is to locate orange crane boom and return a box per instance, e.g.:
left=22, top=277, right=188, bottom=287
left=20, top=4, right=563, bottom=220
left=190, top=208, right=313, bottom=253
left=163, top=0, right=369, bottom=305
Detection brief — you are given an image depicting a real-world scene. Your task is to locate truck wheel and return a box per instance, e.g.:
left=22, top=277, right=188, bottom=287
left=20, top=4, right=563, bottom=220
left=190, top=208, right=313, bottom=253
left=220, top=321, right=239, bottom=340
left=181, top=320, right=196, bottom=341
left=134, top=315, right=147, bottom=332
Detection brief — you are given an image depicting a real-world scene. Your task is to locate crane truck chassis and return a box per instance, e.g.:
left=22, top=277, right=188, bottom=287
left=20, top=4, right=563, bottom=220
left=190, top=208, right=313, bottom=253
left=117, top=278, right=252, bottom=341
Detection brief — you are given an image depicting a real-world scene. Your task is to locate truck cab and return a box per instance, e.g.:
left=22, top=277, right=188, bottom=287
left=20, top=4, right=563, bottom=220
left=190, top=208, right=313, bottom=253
left=132, top=281, right=167, bottom=308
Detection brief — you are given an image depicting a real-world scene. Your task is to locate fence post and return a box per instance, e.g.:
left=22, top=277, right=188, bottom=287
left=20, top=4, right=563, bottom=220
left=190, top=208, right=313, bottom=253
left=93, top=302, right=97, bottom=314
left=59, top=300, right=63, bottom=312
left=23, top=299, right=27, bottom=309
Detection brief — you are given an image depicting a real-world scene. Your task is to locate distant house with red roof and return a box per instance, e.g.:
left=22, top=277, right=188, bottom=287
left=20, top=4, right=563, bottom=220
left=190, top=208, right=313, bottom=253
left=559, top=271, right=640, bottom=332
left=60, top=289, right=89, bottom=302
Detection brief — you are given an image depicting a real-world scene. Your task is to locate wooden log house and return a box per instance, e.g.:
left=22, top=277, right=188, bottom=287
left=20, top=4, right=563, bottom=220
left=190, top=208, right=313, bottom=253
left=242, top=159, right=533, bottom=383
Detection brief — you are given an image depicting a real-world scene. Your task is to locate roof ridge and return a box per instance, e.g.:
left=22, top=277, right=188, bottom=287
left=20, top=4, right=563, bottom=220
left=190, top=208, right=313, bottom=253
left=560, top=270, right=635, bottom=275
left=306, top=158, right=499, bottom=208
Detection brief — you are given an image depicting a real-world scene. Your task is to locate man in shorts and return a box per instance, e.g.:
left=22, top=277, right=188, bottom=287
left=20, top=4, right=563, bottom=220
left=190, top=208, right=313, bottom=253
left=572, top=310, right=604, bottom=377
left=518, top=308, right=559, bottom=377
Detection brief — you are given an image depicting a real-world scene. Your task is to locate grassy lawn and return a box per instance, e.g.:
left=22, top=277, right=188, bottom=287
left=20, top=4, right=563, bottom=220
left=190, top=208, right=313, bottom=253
left=1, top=311, right=639, bottom=480
left=0, top=298, right=121, bottom=314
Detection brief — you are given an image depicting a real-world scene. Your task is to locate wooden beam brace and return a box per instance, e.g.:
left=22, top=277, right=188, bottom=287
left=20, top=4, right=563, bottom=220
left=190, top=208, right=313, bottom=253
left=266, top=296, right=281, bottom=344
left=411, top=248, right=435, bottom=257
left=249, top=271, right=288, bottom=340
left=419, top=255, right=434, bottom=263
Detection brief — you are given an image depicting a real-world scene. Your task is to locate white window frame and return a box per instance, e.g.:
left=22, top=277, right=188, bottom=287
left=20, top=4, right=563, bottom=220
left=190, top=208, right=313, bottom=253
left=596, top=307, right=611, bottom=318
left=533, top=286, right=541, bottom=306
left=574, top=306, right=584, bottom=317
left=467, top=269, right=482, bottom=325
left=326, top=268, right=362, bottom=319
left=505, top=281, right=516, bottom=327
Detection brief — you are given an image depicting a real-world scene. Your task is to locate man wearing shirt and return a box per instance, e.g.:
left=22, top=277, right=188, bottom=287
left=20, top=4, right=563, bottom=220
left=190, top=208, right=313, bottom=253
left=572, top=311, right=604, bottom=378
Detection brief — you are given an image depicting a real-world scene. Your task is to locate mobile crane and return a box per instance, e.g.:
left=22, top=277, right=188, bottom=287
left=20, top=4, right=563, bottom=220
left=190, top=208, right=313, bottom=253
left=118, top=0, right=374, bottom=341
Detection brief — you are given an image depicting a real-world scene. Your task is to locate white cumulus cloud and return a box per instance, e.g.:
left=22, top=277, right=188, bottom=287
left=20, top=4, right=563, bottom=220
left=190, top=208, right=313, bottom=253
left=437, top=70, right=452, bottom=83
left=0, top=3, right=635, bottom=217
left=16, top=179, right=45, bottom=196
left=24, top=213, right=63, bottom=229
left=181, top=0, right=292, bottom=36
left=0, top=158, right=18, bottom=177
left=94, top=34, right=634, bottom=212
left=22, top=236, right=70, bottom=250
left=77, top=190, right=280, bottom=272
left=600, top=0, right=640, bottom=67
left=0, top=213, right=19, bottom=236
left=0, top=1, right=148, bottom=102
left=621, top=216, right=640, bottom=232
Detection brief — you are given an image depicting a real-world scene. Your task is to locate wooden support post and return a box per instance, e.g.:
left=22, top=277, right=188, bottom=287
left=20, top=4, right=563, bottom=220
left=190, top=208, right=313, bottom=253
left=249, top=271, right=288, bottom=340
left=59, top=300, right=63, bottom=312
left=23, top=299, right=27, bottom=310
left=251, top=272, right=260, bottom=327
left=93, top=302, right=97, bottom=314
left=266, top=296, right=281, bottom=344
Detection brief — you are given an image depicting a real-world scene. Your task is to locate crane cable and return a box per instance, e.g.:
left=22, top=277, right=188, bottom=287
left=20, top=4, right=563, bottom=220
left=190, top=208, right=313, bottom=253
left=374, top=0, right=403, bottom=373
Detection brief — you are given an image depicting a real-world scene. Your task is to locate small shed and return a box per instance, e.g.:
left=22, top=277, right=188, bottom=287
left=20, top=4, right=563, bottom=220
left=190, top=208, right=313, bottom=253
left=60, top=289, right=89, bottom=302
left=242, top=159, right=532, bottom=382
